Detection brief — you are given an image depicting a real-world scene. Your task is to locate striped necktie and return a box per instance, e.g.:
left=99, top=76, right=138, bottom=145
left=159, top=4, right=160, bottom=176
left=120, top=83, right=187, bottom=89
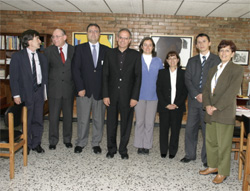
left=199, top=56, right=206, bottom=89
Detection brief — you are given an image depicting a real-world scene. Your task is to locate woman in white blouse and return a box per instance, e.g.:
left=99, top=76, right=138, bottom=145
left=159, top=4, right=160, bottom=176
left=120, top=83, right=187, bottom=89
left=156, top=51, right=187, bottom=159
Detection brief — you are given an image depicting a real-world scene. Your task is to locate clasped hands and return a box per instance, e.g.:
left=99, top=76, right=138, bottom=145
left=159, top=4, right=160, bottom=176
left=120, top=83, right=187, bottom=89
left=103, top=97, right=138, bottom=108
left=206, top=105, right=217, bottom=115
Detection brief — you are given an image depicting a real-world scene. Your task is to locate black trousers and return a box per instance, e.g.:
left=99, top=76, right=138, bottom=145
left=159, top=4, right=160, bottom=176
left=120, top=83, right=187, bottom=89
left=159, top=109, right=184, bottom=156
left=106, top=99, right=134, bottom=155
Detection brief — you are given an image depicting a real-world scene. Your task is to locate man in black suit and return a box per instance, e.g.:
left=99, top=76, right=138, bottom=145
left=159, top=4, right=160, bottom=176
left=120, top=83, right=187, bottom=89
left=10, top=29, right=48, bottom=154
left=44, top=29, right=75, bottom=150
left=180, top=33, right=220, bottom=166
left=103, top=28, right=142, bottom=159
left=72, top=23, right=109, bottom=154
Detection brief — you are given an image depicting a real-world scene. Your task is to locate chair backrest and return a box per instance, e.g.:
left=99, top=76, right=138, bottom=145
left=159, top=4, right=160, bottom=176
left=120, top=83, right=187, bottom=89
left=4, top=103, right=25, bottom=127
left=243, top=115, right=250, bottom=136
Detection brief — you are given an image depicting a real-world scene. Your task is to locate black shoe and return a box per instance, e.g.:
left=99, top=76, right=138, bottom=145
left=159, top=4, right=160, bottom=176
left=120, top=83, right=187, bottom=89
left=93, top=146, right=102, bottom=154
left=137, top=148, right=144, bottom=154
left=203, top=163, right=208, bottom=168
left=143, top=149, right=149, bottom=155
left=121, top=153, right=129, bottom=159
left=32, top=145, right=45, bottom=153
left=161, top=154, right=167, bottom=158
left=49, top=145, right=56, bottom=150
left=64, top=143, right=73, bottom=148
left=180, top=157, right=191, bottom=163
left=169, top=155, right=175, bottom=159
left=106, top=152, right=115, bottom=158
left=74, top=146, right=83, bottom=153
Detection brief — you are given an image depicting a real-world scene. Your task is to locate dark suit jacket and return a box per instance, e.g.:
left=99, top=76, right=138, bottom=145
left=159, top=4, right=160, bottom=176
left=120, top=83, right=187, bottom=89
left=156, top=67, right=187, bottom=112
left=72, top=42, right=109, bottom=100
left=203, top=61, right=244, bottom=125
left=10, top=48, right=48, bottom=103
left=44, top=44, right=75, bottom=99
left=185, top=53, right=220, bottom=108
left=102, top=48, right=142, bottom=106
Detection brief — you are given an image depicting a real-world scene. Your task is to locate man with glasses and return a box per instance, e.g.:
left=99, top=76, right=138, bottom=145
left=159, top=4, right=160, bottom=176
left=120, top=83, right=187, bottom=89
left=44, top=29, right=75, bottom=150
left=103, top=28, right=141, bottom=159
left=72, top=23, right=109, bottom=154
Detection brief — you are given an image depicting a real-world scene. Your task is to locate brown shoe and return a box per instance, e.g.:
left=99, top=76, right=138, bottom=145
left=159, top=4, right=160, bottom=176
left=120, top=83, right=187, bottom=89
left=199, top=168, right=218, bottom=175
left=212, top=174, right=227, bottom=184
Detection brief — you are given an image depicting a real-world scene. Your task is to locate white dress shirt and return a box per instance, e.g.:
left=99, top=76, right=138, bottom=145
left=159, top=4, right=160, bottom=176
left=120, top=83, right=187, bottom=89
left=169, top=68, right=177, bottom=104
left=27, top=47, right=42, bottom=84
left=89, top=42, right=99, bottom=62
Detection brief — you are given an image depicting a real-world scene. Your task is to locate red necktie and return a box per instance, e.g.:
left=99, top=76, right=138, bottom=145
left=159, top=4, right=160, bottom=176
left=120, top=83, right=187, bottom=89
left=60, top=47, right=65, bottom=64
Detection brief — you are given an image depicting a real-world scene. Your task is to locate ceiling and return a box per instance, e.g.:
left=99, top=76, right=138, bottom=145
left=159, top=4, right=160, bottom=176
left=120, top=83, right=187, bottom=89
left=0, top=0, right=249, bottom=18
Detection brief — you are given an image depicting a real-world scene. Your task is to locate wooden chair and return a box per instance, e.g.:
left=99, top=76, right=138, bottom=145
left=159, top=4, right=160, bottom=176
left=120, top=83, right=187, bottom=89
left=241, top=133, right=250, bottom=191
left=239, top=115, right=250, bottom=180
left=232, top=124, right=244, bottom=160
left=0, top=104, right=28, bottom=179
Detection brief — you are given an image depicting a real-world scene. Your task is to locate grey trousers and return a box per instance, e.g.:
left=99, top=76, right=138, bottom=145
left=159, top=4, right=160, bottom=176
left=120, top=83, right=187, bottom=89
left=48, top=96, right=74, bottom=146
left=75, top=95, right=105, bottom=147
left=184, top=106, right=207, bottom=163
left=134, top=100, right=158, bottom=149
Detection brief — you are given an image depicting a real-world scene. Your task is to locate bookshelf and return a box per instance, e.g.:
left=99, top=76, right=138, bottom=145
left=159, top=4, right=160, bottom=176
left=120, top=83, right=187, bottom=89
left=0, top=33, right=51, bottom=111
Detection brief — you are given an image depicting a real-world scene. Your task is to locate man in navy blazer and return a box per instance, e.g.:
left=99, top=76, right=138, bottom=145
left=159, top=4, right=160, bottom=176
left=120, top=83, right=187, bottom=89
left=72, top=23, right=109, bottom=154
left=180, top=33, right=220, bottom=166
left=10, top=29, right=48, bottom=154
left=103, top=28, right=142, bottom=159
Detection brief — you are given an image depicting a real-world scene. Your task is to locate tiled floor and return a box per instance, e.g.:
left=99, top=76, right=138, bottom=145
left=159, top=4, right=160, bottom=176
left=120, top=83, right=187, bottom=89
left=0, top=118, right=243, bottom=191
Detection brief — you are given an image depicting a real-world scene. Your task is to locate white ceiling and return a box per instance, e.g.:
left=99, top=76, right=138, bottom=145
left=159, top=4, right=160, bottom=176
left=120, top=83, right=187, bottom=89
left=0, top=0, right=249, bottom=18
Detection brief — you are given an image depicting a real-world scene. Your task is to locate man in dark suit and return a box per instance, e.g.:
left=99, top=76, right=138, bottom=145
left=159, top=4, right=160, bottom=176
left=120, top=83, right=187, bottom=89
left=180, top=33, right=220, bottom=166
left=103, top=28, right=142, bottom=159
left=10, top=29, right=48, bottom=154
left=72, top=23, right=109, bottom=154
left=44, top=29, right=75, bottom=150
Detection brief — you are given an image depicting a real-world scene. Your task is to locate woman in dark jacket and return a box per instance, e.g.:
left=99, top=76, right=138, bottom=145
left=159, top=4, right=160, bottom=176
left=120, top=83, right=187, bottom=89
left=156, top=51, right=187, bottom=159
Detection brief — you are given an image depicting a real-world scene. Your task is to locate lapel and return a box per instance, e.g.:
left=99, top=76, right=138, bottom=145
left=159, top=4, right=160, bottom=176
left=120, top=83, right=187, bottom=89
left=97, top=45, right=103, bottom=69
left=52, top=45, right=63, bottom=65
left=213, top=61, right=232, bottom=94
left=66, top=45, right=73, bottom=64
left=86, top=43, right=95, bottom=69
left=22, top=49, right=33, bottom=80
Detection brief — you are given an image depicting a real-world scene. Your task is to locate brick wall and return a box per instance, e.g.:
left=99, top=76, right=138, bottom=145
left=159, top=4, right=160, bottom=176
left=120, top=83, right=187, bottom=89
left=0, top=11, right=249, bottom=95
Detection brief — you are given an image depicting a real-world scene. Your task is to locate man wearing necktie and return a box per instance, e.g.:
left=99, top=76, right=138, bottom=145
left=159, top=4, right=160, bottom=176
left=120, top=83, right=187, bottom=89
left=10, top=29, right=48, bottom=154
left=180, top=33, right=220, bottom=167
left=72, top=23, right=110, bottom=154
left=44, top=29, right=75, bottom=150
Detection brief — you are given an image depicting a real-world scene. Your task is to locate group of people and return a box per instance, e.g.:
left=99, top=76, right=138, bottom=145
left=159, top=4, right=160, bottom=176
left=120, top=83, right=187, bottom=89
left=9, top=23, right=244, bottom=184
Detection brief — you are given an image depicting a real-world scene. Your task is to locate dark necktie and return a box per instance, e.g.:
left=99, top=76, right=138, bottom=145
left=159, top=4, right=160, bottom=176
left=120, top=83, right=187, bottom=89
left=60, top=47, right=65, bottom=64
left=199, top=56, right=206, bottom=89
left=92, top=45, right=97, bottom=68
left=32, top=53, right=38, bottom=92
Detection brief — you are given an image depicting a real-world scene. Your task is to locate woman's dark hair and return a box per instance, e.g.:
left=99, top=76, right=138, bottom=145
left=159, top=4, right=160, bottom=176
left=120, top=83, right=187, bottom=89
left=164, top=51, right=181, bottom=68
left=139, top=37, right=156, bottom=57
left=218, top=40, right=237, bottom=52
left=21, top=29, right=40, bottom=48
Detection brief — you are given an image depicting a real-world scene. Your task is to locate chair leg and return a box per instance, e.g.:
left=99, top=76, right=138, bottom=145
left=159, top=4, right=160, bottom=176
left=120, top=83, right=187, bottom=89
left=23, top=106, right=28, bottom=166
left=234, top=142, right=239, bottom=160
left=239, top=156, right=243, bottom=180
left=9, top=151, right=14, bottom=179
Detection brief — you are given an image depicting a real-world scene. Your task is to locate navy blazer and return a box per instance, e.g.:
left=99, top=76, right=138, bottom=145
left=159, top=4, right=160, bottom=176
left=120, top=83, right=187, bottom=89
left=10, top=48, right=48, bottom=103
left=156, top=67, right=187, bottom=112
left=72, top=42, right=110, bottom=100
left=102, top=48, right=142, bottom=106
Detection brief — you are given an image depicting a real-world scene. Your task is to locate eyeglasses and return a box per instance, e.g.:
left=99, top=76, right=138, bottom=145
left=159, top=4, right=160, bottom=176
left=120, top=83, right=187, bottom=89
left=51, top=35, right=64, bottom=39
